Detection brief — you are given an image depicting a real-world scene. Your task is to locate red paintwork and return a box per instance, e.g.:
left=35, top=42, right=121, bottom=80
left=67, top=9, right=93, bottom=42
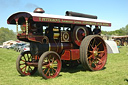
left=82, top=33, right=85, bottom=36
left=28, top=35, right=46, bottom=44
left=7, top=12, right=31, bottom=24
left=61, top=49, right=80, bottom=60
left=70, top=49, right=80, bottom=60
left=74, top=40, right=81, bottom=46
left=61, top=50, right=71, bottom=60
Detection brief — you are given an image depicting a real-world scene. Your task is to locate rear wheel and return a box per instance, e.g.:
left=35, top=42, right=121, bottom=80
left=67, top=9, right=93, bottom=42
left=38, top=51, right=61, bottom=79
left=80, top=35, right=107, bottom=71
left=16, top=51, right=37, bottom=76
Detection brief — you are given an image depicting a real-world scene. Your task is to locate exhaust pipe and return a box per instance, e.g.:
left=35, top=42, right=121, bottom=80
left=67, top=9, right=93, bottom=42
left=66, top=11, right=97, bottom=19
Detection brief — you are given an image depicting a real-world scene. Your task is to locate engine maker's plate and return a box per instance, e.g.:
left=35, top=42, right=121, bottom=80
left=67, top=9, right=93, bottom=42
left=61, top=31, right=71, bottom=42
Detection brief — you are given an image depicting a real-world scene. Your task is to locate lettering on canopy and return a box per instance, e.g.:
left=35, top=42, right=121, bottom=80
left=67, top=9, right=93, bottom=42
left=33, top=17, right=111, bottom=26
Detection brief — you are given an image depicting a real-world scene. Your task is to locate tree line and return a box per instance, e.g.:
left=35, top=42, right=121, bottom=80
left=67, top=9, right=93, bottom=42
left=0, top=27, right=16, bottom=45
left=102, top=24, right=128, bottom=36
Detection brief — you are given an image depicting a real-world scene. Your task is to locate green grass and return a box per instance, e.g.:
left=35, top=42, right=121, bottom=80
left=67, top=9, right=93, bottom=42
left=0, top=47, right=128, bottom=85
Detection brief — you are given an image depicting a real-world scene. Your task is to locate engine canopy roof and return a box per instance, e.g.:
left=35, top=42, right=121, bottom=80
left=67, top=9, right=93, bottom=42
left=7, top=12, right=111, bottom=26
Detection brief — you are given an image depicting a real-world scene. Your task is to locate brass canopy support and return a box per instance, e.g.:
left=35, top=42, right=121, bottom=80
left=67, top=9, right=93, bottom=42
left=15, top=19, right=18, bottom=34
left=25, top=18, right=28, bottom=35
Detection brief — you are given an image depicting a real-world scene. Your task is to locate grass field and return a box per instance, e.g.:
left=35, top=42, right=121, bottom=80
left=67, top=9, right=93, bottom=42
left=0, top=47, right=128, bottom=85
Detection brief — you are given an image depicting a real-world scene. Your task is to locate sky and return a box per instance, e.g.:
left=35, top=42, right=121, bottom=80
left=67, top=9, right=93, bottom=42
left=0, top=0, right=128, bottom=32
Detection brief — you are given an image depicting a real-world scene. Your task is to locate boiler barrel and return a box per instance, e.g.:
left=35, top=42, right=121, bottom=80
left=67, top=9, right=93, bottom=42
left=66, top=11, right=97, bottom=19
left=30, top=42, right=73, bottom=56
left=49, top=42, right=73, bottom=54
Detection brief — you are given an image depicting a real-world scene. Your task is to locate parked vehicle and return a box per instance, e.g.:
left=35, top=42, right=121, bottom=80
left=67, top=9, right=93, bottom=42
left=8, top=44, right=16, bottom=49
left=14, top=43, right=26, bottom=52
left=20, top=44, right=30, bottom=52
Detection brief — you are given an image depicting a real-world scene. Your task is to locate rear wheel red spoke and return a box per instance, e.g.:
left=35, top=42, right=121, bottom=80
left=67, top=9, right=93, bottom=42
left=46, top=68, right=50, bottom=75
left=88, top=55, right=93, bottom=59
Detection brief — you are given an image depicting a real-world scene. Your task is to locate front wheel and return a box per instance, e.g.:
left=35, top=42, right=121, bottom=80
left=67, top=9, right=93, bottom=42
left=80, top=35, right=107, bottom=71
left=16, top=51, right=37, bottom=76
left=38, top=51, right=61, bottom=79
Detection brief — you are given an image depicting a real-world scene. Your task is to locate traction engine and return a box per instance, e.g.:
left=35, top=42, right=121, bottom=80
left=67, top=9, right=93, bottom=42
left=7, top=8, right=111, bottom=79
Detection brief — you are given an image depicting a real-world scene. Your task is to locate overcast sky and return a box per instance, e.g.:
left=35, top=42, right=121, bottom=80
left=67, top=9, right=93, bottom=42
left=0, top=0, right=128, bottom=31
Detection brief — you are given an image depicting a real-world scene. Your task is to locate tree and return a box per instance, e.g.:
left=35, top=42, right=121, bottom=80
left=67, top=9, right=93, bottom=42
left=102, top=24, right=128, bottom=36
left=0, top=27, right=16, bottom=44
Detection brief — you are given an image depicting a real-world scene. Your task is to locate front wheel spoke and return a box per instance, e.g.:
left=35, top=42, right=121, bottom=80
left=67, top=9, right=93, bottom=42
left=21, top=66, right=26, bottom=70
left=21, top=59, right=25, bottom=62
left=27, top=54, right=29, bottom=60
left=42, top=68, right=47, bottom=72
left=52, top=68, right=55, bottom=75
left=23, top=66, right=27, bottom=72
left=43, top=64, right=49, bottom=67
left=28, top=66, right=32, bottom=72
left=47, top=58, right=51, bottom=64
left=52, top=67, right=57, bottom=73
left=20, top=63, right=25, bottom=65
left=23, top=56, right=26, bottom=61
left=49, top=69, right=51, bottom=76
left=25, top=66, right=29, bottom=73
left=26, top=66, right=31, bottom=75
left=53, top=64, right=58, bottom=67
left=29, top=55, right=32, bottom=61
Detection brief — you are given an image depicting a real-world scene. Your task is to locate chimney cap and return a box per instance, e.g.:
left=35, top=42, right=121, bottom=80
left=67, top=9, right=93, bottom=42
left=34, top=8, right=45, bottom=13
